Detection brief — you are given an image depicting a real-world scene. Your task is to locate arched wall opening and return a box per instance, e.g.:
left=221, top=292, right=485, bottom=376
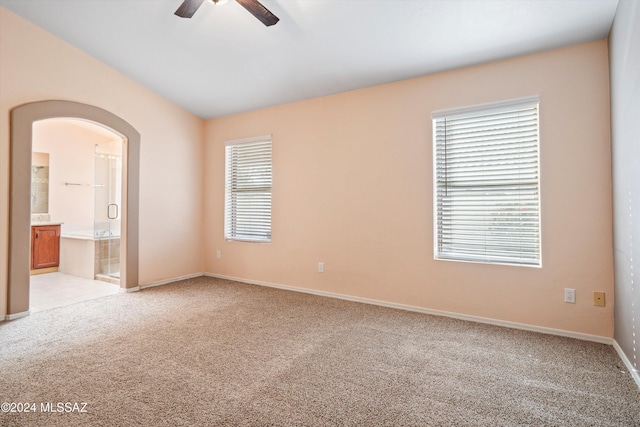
left=8, top=100, right=140, bottom=318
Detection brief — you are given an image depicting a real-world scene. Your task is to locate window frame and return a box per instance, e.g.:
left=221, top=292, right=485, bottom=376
left=432, top=96, right=541, bottom=267
left=224, top=134, right=272, bottom=243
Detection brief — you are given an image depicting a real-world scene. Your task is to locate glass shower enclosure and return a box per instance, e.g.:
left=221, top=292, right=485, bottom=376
left=94, top=140, right=122, bottom=281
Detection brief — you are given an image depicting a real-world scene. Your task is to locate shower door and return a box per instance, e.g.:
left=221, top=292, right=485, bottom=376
left=94, top=141, right=122, bottom=280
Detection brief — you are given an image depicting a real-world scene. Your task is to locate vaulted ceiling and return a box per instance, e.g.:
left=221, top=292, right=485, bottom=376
left=0, top=0, right=619, bottom=119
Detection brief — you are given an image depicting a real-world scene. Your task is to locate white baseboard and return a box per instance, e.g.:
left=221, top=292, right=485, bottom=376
left=140, top=272, right=204, bottom=290
left=4, top=310, right=30, bottom=321
left=204, top=272, right=613, bottom=345
left=613, top=340, right=640, bottom=389
left=120, top=286, right=140, bottom=293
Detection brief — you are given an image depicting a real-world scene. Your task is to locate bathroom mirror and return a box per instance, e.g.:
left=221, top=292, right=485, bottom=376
left=31, top=152, right=50, bottom=214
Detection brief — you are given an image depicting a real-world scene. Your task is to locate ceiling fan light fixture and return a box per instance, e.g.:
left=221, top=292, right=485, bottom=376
left=175, top=0, right=278, bottom=26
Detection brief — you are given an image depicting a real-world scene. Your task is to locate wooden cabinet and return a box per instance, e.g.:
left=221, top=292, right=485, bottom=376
left=31, top=225, right=61, bottom=270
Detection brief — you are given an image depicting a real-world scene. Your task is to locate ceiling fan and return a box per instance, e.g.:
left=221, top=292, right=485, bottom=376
left=174, top=0, right=279, bottom=27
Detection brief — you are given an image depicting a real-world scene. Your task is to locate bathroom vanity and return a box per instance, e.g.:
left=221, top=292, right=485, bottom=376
left=31, top=223, right=61, bottom=271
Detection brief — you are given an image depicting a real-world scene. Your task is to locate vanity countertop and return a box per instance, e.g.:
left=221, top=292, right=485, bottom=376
left=31, top=222, right=64, bottom=227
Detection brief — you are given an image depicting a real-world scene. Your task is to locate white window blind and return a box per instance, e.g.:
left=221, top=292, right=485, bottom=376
left=225, top=135, right=272, bottom=242
left=433, top=97, right=541, bottom=266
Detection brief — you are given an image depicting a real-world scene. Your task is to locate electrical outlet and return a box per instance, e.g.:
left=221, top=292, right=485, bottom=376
left=564, top=288, right=576, bottom=303
left=318, top=262, right=324, bottom=273
left=216, top=250, right=221, bottom=259
left=593, top=291, right=605, bottom=307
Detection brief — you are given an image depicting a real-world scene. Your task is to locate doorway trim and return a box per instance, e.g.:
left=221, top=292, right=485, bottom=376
left=8, top=100, right=140, bottom=317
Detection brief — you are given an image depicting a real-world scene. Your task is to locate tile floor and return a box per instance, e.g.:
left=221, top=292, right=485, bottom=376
left=30, top=272, right=120, bottom=312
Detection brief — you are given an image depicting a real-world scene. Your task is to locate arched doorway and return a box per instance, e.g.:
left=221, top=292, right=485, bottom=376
left=8, top=100, right=140, bottom=318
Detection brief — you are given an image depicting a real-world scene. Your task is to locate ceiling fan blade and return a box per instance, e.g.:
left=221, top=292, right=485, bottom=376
left=175, top=0, right=205, bottom=18
left=236, top=0, right=279, bottom=27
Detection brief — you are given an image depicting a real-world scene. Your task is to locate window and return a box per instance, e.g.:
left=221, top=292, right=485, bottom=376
left=433, top=97, right=541, bottom=266
left=224, top=135, right=272, bottom=242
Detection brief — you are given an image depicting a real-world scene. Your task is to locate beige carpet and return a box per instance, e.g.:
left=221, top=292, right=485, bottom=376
left=1, top=276, right=638, bottom=426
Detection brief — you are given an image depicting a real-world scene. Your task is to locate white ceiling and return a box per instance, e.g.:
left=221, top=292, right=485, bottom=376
left=1, top=0, right=618, bottom=119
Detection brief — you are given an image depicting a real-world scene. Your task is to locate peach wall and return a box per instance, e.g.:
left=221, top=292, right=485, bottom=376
left=205, top=40, right=614, bottom=338
left=0, top=7, right=204, bottom=316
